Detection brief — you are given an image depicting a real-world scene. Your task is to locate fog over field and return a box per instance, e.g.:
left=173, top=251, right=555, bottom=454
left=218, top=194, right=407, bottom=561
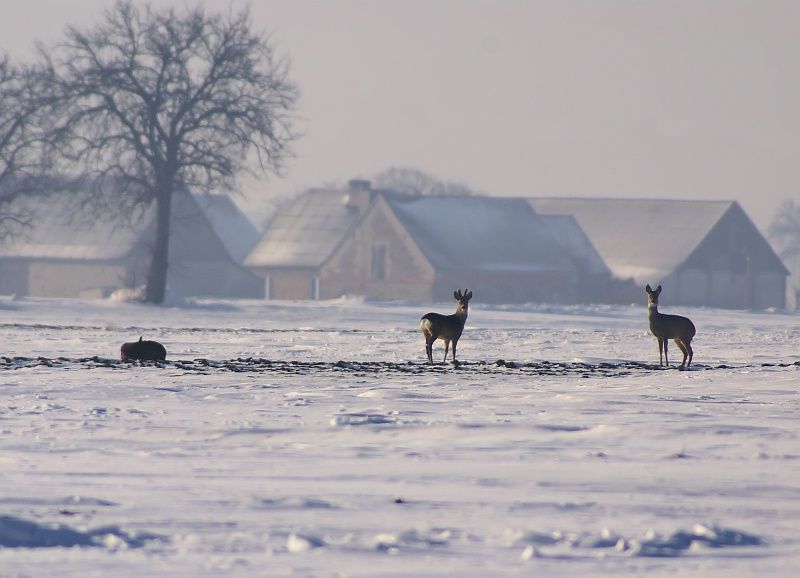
left=2, top=0, right=798, bottom=227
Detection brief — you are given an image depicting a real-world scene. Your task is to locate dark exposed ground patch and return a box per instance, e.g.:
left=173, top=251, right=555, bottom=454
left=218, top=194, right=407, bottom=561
left=2, top=356, right=794, bottom=377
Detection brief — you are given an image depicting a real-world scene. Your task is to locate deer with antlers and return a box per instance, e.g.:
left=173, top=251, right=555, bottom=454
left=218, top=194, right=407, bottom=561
left=420, top=289, right=473, bottom=364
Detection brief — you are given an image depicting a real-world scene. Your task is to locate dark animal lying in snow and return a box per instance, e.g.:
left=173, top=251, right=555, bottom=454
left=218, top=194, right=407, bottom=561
left=121, top=337, right=167, bottom=361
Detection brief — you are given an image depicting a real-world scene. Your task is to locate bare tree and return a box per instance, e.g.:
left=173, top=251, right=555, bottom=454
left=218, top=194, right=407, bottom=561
left=37, top=1, right=298, bottom=303
left=0, top=55, right=47, bottom=238
left=372, top=166, right=479, bottom=197
left=768, top=200, right=800, bottom=260
left=769, top=200, right=800, bottom=308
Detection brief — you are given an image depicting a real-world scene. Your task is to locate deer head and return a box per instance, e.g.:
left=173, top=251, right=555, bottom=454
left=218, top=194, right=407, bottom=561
left=645, top=284, right=662, bottom=307
left=454, top=289, right=473, bottom=312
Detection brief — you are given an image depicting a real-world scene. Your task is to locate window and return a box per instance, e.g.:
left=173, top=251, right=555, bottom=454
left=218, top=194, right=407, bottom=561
left=371, top=245, right=387, bottom=280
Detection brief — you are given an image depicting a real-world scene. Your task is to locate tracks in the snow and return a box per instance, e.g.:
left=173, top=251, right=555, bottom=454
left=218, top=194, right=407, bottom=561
left=2, top=356, right=794, bottom=377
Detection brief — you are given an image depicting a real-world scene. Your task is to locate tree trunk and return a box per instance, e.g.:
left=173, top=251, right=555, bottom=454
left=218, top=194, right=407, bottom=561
left=144, top=191, right=173, bottom=304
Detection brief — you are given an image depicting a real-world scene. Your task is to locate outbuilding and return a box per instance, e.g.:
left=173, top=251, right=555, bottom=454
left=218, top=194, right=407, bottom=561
left=530, top=198, right=788, bottom=309
left=0, top=192, right=264, bottom=299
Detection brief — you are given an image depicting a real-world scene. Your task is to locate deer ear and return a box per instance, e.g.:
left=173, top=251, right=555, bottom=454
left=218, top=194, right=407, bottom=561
left=645, top=284, right=652, bottom=292
left=139, top=336, right=143, bottom=342
left=465, top=290, right=472, bottom=300
left=454, top=290, right=460, bottom=300
left=656, top=285, right=662, bottom=294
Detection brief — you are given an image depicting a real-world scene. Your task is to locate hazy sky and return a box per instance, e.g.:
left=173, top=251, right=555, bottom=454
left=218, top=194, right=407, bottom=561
left=2, top=1, right=798, bottom=228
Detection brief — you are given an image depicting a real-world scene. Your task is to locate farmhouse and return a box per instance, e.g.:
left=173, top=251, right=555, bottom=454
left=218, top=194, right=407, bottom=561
left=530, top=198, right=788, bottom=309
left=245, top=181, right=610, bottom=303
left=0, top=192, right=264, bottom=299
left=326, top=194, right=593, bottom=303
left=244, top=181, right=375, bottom=299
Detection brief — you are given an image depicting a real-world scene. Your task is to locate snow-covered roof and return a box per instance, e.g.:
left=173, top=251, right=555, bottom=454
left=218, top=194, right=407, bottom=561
left=0, top=195, right=141, bottom=260
left=244, top=189, right=363, bottom=268
left=193, top=194, right=260, bottom=262
left=386, top=196, right=575, bottom=272
left=538, top=214, right=611, bottom=275
left=529, top=198, right=733, bottom=282
left=0, top=192, right=237, bottom=263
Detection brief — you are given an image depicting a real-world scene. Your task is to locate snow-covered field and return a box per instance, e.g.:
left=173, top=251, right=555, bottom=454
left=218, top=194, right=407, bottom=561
left=1, top=295, right=799, bottom=577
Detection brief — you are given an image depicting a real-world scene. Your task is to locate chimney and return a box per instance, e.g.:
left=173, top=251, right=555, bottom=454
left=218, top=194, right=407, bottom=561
left=344, top=179, right=374, bottom=214
left=347, top=179, right=371, bottom=191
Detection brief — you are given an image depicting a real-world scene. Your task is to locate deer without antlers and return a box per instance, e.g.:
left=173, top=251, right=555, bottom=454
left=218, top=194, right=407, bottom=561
left=645, top=284, right=696, bottom=369
left=420, top=289, right=472, bottom=364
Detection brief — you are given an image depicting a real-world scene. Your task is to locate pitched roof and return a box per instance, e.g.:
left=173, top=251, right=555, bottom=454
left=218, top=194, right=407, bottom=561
left=529, top=198, right=733, bottom=282
left=0, top=194, right=141, bottom=260
left=0, top=192, right=237, bottom=263
left=193, top=194, right=260, bottom=262
left=538, top=214, right=610, bottom=275
left=244, top=189, right=363, bottom=268
left=386, top=195, right=575, bottom=272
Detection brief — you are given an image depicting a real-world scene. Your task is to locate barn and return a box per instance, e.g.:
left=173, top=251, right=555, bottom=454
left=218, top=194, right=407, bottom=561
left=323, top=193, right=586, bottom=303
left=530, top=198, right=788, bottom=309
left=244, top=181, right=620, bottom=303
left=0, top=192, right=264, bottom=299
left=192, top=193, right=261, bottom=264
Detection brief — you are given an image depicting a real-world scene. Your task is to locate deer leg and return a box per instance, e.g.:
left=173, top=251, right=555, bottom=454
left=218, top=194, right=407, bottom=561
left=675, top=339, right=688, bottom=369
left=657, top=337, right=664, bottom=366
left=452, top=339, right=458, bottom=362
left=681, top=340, right=693, bottom=368
left=443, top=340, right=450, bottom=363
left=425, top=337, right=435, bottom=364
left=663, top=338, right=669, bottom=367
